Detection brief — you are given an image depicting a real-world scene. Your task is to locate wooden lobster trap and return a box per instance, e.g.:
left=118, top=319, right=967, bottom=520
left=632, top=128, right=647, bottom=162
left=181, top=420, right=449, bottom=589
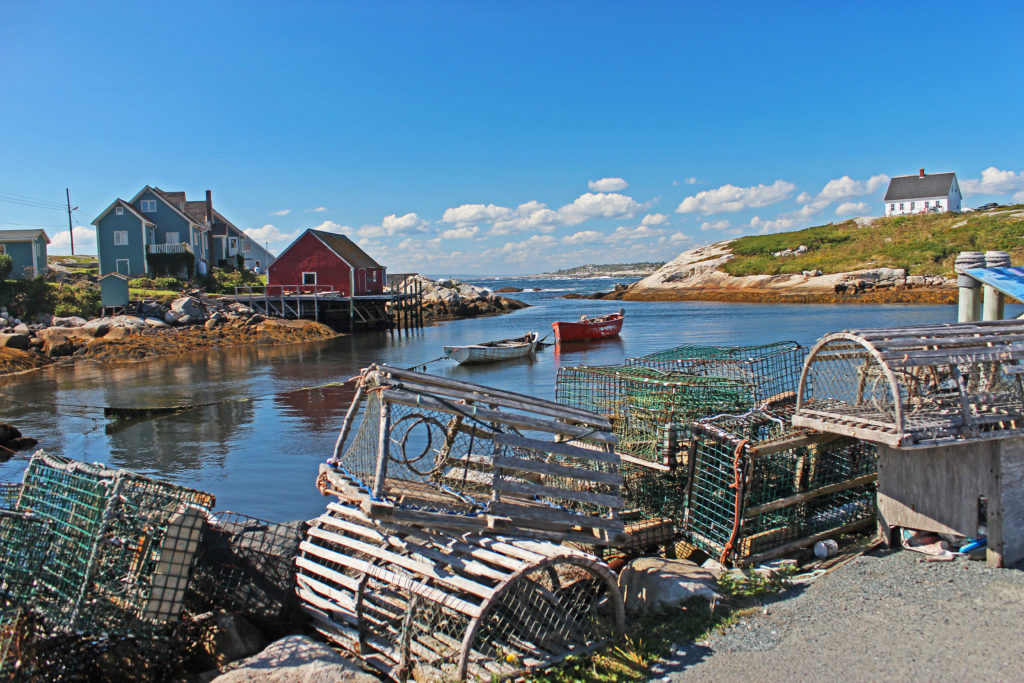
left=793, top=320, right=1024, bottom=447
left=297, top=502, right=624, bottom=682
left=325, top=365, right=625, bottom=546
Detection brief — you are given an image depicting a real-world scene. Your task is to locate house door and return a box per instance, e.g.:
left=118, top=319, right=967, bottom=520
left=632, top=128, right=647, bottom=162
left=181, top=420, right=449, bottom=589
left=166, top=232, right=179, bottom=244
left=115, top=259, right=130, bottom=275
left=228, top=237, right=238, bottom=255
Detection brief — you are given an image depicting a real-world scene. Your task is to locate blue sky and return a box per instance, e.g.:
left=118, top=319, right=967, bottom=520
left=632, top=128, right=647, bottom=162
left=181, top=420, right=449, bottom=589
left=2, top=1, right=1024, bottom=275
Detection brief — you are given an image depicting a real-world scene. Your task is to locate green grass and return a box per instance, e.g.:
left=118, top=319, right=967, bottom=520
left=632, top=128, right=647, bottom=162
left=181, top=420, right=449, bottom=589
left=723, top=207, right=1024, bottom=277
left=129, top=288, right=180, bottom=303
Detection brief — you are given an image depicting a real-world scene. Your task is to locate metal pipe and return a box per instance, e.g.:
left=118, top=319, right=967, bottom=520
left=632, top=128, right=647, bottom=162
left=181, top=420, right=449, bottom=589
left=983, top=250, right=1011, bottom=321
left=955, top=251, right=985, bottom=322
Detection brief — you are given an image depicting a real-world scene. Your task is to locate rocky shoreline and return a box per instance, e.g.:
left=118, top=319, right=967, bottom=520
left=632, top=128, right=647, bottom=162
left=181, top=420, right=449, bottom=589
left=593, top=240, right=959, bottom=304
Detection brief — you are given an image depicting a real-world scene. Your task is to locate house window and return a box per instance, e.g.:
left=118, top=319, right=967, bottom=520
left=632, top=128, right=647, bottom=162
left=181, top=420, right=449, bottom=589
left=229, top=237, right=237, bottom=251
left=140, top=199, right=157, bottom=213
left=115, top=206, right=124, bottom=216
left=115, top=259, right=130, bottom=275
left=889, top=204, right=895, bottom=212
left=910, top=202, right=916, bottom=210
left=113, top=230, right=128, bottom=246
left=899, top=203, right=904, bottom=211
left=166, top=232, right=179, bottom=244
left=302, top=272, right=317, bottom=286
left=368, top=270, right=376, bottom=283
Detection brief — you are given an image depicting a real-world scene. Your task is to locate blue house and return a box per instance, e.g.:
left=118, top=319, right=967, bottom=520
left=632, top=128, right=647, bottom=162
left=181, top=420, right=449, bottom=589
left=181, top=190, right=274, bottom=270
left=92, top=186, right=214, bottom=278
left=0, top=229, right=49, bottom=280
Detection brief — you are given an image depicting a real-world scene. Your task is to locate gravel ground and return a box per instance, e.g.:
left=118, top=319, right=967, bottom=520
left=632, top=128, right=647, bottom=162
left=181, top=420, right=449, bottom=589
left=651, top=548, right=1024, bottom=682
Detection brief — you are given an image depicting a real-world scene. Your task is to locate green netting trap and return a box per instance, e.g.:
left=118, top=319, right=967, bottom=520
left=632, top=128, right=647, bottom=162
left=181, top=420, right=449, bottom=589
left=685, top=408, right=877, bottom=566
left=0, top=510, right=53, bottom=679
left=555, top=365, right=756, bottom=466
left=15, top=452, right=215, bottom=636
left=626, top=341, right=806, bottom=404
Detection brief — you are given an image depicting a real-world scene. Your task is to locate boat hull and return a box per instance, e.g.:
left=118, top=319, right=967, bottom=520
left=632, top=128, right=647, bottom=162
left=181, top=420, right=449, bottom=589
left=552, top=314, right=623, bottom=342
left=443, top=333, right=539, bottom=364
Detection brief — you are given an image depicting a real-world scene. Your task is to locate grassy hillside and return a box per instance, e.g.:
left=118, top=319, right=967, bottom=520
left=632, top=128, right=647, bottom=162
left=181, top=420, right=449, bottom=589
left=723, top=206, right=1024, bottom=277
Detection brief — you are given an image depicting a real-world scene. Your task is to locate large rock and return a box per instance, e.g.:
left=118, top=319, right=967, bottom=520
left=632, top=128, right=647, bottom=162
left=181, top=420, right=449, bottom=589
left=82, top=319, right=111, bottom=338
left=0, top=333, right=30, bottom=350
left=110, top=315, right=147, bottom=328
left=193, top=611, right=265, bottom=670
left=38, top=326, right=91, bottom=342
left=144, top=317, right=170, bottom=328
left=43, top=335, right=76, bottom=358
left=617, top=557, right=722, bottom=614
left=206, top=635, right=377, bottom=683
left=12, top=323, right=29, bottom=335
left=51, top=315, right=87, bottom=328
left=171, top=296, right=207, bottom=321
left=104, top=326, right=136, bottom=340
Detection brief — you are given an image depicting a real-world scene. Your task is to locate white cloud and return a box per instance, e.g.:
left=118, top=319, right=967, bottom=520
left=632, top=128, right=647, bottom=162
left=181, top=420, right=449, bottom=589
left=663, top=232, right=693, bottom=245
left=676, top=180, right=796, bottom=214
left=641, top=213, right=668, bottom=226
left=588, top=177, right=628, bottom=192
left=749, top=215, right=798, bottom=234
left=306, top=207, right=327, bottom=213
left=441, top=226, right=480, bottom=239
left=685, top=177, right=700, bottom=185
left=836, top=201, right=869, bottom=216
left=557, top=192, right=643, bottom=226
left=793, top=173, right=891, bottom=221
left=358, top=212, right=428, bottom=238
left=269, top=209, right=291, bottom=216
left=442, top=203, right=513, bottom=226
left=245, top=224, right=298, bottom=243
left=700, top=219, right=732, bottom=232
left=49, top=225, right=96, bottom=252
left=491, top=201, right=560, bottom=235
left=612, top=225, right=665, bottom=240
left=562, top=230, right=603, bottom=245
left=961, top=167, right=1024, bottom=199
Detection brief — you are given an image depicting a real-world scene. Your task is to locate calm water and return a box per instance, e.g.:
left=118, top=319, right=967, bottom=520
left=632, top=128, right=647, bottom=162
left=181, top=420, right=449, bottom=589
left=2, top=276, right=1011, bottom=521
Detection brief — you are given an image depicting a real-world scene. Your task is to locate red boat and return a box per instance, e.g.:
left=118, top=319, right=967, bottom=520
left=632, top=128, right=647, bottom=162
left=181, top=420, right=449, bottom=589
left=552, top=309, right=624, bottom=342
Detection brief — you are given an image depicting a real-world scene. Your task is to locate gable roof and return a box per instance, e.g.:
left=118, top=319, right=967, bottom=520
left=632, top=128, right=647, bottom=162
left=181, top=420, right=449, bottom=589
left=0, top=229, right=50, bottom=243
left=129, top=186, right=207, bottom=230
left=310, top=229, right=382, bottom=268
left=91, top=198, right=156, bottom=227
left=98, top=272, right=129, bottom=281
left=884, top=172, right=957, bottom=201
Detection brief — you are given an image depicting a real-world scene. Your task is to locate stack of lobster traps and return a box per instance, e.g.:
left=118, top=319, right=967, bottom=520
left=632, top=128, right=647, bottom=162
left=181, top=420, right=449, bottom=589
left=302, top=364, right=627, bottom=681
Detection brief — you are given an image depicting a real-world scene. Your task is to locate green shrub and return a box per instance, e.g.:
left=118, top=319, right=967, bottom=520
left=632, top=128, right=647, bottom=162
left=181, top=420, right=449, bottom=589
left=0, top=277, right=55, bottom=319
left=0, top=253, right=12, bottom=281
left=129, top=276, right=182, bottom=291
left=53, top=281, right=102, bottom=318
left=200, top=266, right=262, bottom=294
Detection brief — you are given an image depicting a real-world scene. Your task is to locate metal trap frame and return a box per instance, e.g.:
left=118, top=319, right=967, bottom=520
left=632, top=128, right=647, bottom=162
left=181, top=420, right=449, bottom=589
left=297, top=501, right=624, bottom=682
left=15, top=452, right=215, bottom=635
left=328, top=364, right=625, bottom=546
left=793, top=320, right=1024, bottom=447
left=626, top=341, right=806, bottom=405
left=686, top=407, right=877, bottom=566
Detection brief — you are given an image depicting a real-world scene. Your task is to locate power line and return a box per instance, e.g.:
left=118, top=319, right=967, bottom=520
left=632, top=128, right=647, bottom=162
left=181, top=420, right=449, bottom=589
left=0, top=218, right=68, bottom=228
left=0, top=190, right=67, bottom=210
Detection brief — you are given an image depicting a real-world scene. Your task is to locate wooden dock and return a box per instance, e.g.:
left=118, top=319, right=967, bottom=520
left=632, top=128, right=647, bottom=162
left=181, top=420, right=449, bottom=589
left=228, top=276, right=423, bottom=332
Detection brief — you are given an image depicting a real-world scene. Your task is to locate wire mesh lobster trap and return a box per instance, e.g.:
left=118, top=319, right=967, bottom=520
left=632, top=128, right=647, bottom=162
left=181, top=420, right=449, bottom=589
left=555, top=365, right=757, bottom=466
left=15, top=451, right=215, bottom=635
left=297, top=501, right=625, bottom=682
left=327, top=364, right=625, bottom=545
left=0, top=510, right=53, bottom=679
left=793, top=320, right=1024, bottom=447
left=626, top=341, right=806, bottom=404
left=685, top=408, right=877, bottom=566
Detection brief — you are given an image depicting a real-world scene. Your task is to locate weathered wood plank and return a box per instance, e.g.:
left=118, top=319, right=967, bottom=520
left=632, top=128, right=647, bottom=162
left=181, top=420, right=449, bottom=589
left=490, top=432, right=619, bottom=462
left=493, top=477, right=622, bottom=508
left=493, top=455, right=622, bottom=485
left=489, top=502, right=624, bottom=533
left=744, top=473, right=878, bottom=517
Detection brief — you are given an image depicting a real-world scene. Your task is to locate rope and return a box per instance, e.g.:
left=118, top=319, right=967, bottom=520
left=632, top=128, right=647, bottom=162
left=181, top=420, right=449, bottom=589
left=719, top=438, right=750, bottom=565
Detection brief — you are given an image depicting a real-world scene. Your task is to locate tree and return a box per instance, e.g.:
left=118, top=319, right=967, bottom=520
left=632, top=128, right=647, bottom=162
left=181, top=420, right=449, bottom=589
left=0, top=253, right=12, bottom=281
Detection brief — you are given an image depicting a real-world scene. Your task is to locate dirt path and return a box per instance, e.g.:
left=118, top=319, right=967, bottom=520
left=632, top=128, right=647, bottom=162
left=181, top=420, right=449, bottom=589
left=655, top=549, right=1024, bottom=682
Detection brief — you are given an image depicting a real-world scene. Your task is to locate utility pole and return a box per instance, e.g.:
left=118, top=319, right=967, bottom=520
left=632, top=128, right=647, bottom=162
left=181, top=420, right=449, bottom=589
left=65, top=188, right=78, bottom=256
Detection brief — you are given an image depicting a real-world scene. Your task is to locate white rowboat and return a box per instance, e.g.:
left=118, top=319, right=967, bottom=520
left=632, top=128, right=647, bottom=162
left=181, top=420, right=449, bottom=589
left=443, top=332, right=540, bottom=365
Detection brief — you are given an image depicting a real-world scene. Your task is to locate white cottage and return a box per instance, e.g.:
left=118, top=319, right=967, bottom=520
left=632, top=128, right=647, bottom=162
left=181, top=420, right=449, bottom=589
left=883, top=169, right=961, bottom=216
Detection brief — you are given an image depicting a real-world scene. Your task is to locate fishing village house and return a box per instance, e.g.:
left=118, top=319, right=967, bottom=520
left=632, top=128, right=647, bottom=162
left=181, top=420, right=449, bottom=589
left=91, top=186, right=273, bottom=277
left=0, top=229, right=49, bottom=279
left=268, top=228, right=385, bottom=295
left=883, top=169, right=962, bottom=216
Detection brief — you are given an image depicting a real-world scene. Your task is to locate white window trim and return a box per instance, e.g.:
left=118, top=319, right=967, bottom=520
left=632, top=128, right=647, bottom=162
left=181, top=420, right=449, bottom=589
left=140, top=199, right=157, bottom=213
left=113, top=230, right=129, bottom=246
left=115, top=259, right=130, bottom=275
left=115, top=206, right=124, bottom=216
left=302, top=272, right=317, bottom=286
left=166, top=232, right=179, bottom=244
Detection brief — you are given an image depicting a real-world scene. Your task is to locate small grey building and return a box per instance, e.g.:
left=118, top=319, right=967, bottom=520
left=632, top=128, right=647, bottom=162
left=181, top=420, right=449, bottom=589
left=98, top=272, right=130, bottom=312
left=0, top=229, right=49, bottom=279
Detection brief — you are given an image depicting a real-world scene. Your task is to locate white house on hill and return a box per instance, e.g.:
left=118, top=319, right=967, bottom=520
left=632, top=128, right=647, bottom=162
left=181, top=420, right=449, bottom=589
left=883, top=169, right=961, bottom=216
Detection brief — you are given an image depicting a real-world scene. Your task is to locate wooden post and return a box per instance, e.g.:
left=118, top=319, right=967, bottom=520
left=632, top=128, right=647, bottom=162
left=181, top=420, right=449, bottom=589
left=955, top=251, right=985, bottom=322
left=983, top=250, right=1010, bottom=321
left=373, top=400, right=391, bottom=499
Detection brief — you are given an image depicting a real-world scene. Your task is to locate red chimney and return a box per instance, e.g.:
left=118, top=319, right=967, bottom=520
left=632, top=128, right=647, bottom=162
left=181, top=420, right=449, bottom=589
left=919, top=168, right=925, bottom=178
left=205, top=190, right=213, bottom=222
